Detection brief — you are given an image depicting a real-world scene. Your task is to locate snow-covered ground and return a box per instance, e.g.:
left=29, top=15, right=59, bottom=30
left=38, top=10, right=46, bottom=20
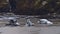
left=0, top=26, right=60, bottom=34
